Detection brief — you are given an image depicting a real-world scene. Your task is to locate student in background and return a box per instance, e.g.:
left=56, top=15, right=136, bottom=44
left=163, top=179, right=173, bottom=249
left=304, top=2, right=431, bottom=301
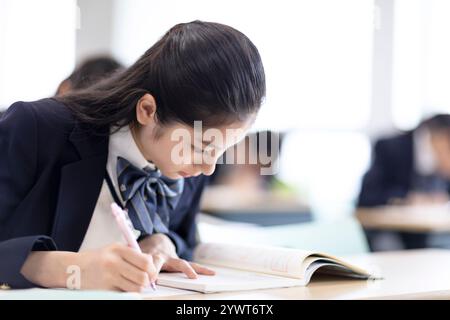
left=358, top=114, right=450, bottom=207
left=358, top=114, right=450, bottom=249
left=208, top=131, right=283, bottom=190
left=0, top=57, right=122, bottom=118
left=0, top=21, right=266, bottom=291
left=56, top=56, right=124, bottom=96
left=203, top=131, right=299, bottom=210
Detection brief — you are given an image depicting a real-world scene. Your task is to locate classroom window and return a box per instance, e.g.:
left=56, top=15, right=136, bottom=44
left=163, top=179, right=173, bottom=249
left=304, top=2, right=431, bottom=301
left=393, top=0, right=450, bottom=130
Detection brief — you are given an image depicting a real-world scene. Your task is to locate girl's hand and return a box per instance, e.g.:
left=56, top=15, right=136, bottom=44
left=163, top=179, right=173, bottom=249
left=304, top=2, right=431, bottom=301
left=21, top=243, right=157, bottom=292
left=139, top=233, right=215, bottom=279
left=75, top=243, right=157, bottom=291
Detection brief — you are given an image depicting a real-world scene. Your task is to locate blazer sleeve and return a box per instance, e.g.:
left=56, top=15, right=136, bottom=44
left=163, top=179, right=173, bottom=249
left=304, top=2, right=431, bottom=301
left=166, top=176, right=207, bottom=260
left=357, top=140, right=408, bottom=207
left=0, top=102, right=58, bottom=288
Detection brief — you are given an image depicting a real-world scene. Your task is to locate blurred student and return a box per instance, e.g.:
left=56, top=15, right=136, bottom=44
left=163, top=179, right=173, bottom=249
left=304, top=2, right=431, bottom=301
left=203, top=131, right=299, bottom=209
left=358, top=114, right=450, bottom=250
left=358, top=114, right=450, bottom=207
left=56, top=56, right=124, bottom=96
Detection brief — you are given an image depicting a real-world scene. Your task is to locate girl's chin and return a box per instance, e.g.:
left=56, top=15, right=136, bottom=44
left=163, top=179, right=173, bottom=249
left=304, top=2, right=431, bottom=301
left=162, top=171, right=185, bottom=179
left=160, top=167, right=192, bottom=179
left=177, top=171, right=191, bottom=178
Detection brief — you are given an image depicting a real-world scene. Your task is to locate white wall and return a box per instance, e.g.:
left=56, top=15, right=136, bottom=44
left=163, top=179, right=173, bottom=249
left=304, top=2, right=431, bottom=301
left=0, top=0, right=76, bottom=108
left=393, top=0, right=450, bottom=130
left=111, top=0, right=374, bottom=133
left=76, top=0, right=114, bottom=63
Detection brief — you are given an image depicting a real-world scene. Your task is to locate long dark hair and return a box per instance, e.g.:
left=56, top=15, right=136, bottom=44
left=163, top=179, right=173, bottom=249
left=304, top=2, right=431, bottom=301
left=56, top=20, right=266, bottom=132
left=419, top=114, right=450, bottom=133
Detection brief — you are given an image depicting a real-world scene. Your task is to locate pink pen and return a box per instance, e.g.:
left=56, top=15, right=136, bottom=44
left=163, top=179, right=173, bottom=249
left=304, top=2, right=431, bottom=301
left=110, top=202, right=157, bottom=291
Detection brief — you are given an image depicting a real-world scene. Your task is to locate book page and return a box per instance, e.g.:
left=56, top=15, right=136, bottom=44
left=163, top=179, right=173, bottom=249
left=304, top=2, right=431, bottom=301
left=157, top=266, right=303, bottom=293
left=140, top=285, right=197, bottom=299
left=193, top=242, right=314, bottom=279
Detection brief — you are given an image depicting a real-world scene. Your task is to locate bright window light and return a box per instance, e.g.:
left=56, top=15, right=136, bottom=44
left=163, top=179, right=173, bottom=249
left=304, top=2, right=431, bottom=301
left=393, top=0, right=450, bottom=130
left=0, top=0, right=77, bottom=109
left=112, top=0, right=374, bottom=131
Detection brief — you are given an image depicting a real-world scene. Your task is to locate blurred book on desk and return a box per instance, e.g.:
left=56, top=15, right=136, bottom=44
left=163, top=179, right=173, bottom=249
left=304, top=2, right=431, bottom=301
left=200, top=184, right=311, bottom=226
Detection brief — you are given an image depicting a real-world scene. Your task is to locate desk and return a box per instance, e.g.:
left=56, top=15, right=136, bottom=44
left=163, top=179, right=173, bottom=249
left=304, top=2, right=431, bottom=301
left=201, top=186, right=311, bottom=226
left=151, top=249, right=450, bottom=300
left=355, top=206, right=450, bottom=233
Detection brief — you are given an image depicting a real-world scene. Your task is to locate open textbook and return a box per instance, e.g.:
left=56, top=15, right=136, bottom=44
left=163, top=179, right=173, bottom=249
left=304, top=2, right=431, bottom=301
left=157, top=243, right=377, bottom=293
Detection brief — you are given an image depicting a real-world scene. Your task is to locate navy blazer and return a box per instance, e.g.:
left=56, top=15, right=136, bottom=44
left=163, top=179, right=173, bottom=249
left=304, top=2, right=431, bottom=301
left=0, top=98, right=207, bottom=288
left=357, top=131, right=450, bottom=207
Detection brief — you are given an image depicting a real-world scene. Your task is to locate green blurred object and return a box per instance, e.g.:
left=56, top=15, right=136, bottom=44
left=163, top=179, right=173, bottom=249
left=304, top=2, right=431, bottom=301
left=270, top=177, right=298, bottom=197
left=198, top=214, right=370, bottom=256
left=259, top=217, right=370, bottom=256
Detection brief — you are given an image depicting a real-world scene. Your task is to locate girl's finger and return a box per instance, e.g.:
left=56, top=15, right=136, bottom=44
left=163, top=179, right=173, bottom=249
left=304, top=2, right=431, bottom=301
left=116, top=274, right=145, bottom=293
left=151, top=253, right=167, bottom=282
left=189, top=262, right=216, bottom=275
left=117, top=258, right=150, bottom=288
left=167, top=258, right=198, bottom=279
left=118, top=246, right=156, bottom=275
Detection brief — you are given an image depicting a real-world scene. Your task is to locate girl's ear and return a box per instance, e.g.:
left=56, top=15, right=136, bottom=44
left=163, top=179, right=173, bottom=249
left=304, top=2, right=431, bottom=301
left=136, top=93, right=157, bottom=125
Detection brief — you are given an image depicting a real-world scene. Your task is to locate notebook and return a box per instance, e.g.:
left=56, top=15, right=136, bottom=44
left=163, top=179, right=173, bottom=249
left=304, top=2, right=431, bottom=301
left=156, top=242, right=376, bottom=293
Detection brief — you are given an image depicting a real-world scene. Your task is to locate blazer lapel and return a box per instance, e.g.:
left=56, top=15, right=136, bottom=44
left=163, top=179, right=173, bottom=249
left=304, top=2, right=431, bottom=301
left=51, top=124, right=109, bottom=252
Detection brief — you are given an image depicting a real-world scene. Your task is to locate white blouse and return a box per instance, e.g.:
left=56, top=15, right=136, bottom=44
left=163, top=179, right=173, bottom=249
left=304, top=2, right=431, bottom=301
left=78, top=126, right=155, bottom=251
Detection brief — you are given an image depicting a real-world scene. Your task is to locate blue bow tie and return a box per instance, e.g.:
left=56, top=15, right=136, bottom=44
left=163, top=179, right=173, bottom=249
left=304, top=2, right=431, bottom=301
left=116, top=156, right=184, bottom=235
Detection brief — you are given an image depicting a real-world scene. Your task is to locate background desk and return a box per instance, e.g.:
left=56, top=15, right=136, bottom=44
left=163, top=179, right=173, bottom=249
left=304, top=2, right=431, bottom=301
left=153, top=249, right=450, bottom=300
left=200, top=186, right=312, bottom=226
left=355, top=206, right=450, bottom=233
left=356, top=206, right=450, bottom=250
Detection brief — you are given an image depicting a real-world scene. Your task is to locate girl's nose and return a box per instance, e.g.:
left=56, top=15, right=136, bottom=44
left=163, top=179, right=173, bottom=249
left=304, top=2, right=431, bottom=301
left=201, top=162, right=216, bottom=176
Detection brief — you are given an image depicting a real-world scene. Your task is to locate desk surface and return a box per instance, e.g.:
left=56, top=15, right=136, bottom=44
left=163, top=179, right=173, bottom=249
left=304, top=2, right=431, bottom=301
left=356, top=205, right=450, bottom=233
left=152, top=249, right=450, bottom=300
left=201, top=186, right=309, bottom=214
